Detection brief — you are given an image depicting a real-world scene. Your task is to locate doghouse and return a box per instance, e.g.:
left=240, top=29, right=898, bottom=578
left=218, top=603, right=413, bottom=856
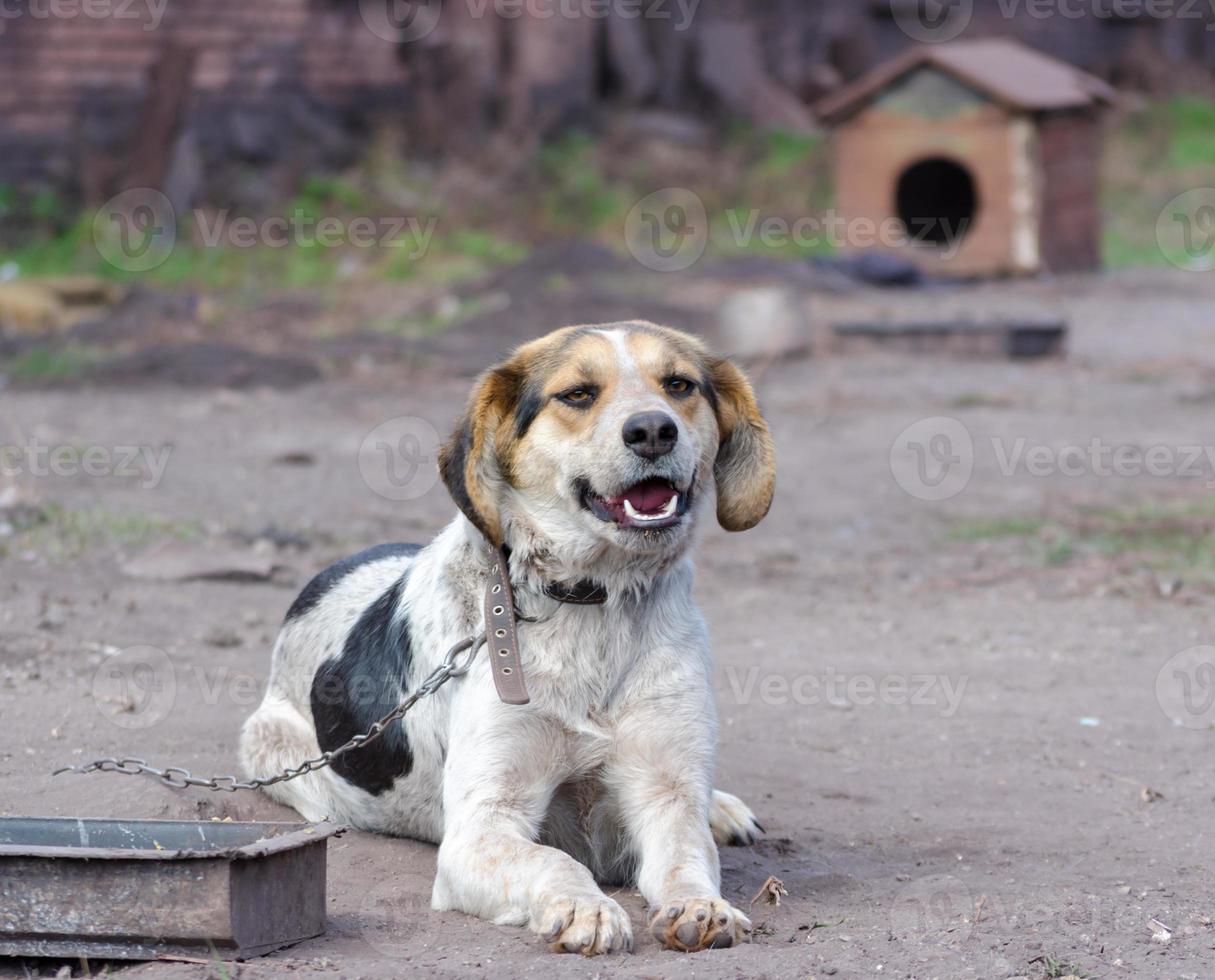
left=816, top=39, right=1114, bottom=277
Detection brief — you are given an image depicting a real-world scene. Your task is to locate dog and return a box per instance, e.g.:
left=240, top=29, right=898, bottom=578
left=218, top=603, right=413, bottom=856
left=240, top=321, right=776, bottom=955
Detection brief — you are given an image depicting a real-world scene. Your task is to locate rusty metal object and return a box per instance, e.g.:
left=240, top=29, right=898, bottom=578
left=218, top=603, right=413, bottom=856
left=0, top=818, right=342, bottom=961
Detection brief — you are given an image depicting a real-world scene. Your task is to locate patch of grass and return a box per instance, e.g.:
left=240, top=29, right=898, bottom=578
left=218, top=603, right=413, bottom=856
left=3, top=503, right=200, bottom=561
left=949, top=498, right=1215, bottom=587
left=948, top=515, right=1047, bottom=541
left=1037, top=953, right=1093, bottom=979
left=1165, top=94, right=1215, bottom=170
left=1104, top=94, right=1215, bottom=269
left=1, top=345, right=104, bottom=383
left=535, top=131, right=631, bottom=235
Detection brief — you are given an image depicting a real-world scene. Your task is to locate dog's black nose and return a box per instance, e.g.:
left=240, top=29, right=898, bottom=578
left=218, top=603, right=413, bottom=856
left=623, top=411, right=678, bottom=460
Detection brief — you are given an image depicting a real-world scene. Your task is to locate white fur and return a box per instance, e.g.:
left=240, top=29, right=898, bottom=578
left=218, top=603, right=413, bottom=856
left=240, top=327, right=763, bottom=955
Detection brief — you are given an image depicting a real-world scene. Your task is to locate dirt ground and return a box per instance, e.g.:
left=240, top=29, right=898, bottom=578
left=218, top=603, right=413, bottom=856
left=3, top=265, right=1215, bottom=979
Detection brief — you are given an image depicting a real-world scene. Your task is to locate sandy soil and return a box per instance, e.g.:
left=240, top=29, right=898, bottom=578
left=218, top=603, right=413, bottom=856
left=3, top=267, right=1215, bottom=979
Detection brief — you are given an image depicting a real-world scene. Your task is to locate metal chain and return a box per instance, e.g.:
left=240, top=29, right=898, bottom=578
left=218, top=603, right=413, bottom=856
left=53, top=634, right=486, bottom=793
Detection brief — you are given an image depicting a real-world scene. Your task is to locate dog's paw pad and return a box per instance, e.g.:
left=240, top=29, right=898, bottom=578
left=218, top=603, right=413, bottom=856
left=649, top=898, right=751, bottom=952
left=710, top=789, right=764, bottom=846
left=538, top=896, right=633, bottom=956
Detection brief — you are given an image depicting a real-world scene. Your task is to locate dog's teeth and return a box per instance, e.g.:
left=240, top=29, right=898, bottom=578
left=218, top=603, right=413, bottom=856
left=622, top=495, right=679, bottom=522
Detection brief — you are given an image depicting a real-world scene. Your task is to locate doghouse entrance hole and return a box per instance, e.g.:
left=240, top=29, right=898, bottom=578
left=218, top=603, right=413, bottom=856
left=896, top=157, right=977, bottom=248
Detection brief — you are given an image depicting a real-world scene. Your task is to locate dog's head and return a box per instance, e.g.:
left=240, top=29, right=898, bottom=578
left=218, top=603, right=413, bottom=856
left=439, top=322, right=775, bottom=572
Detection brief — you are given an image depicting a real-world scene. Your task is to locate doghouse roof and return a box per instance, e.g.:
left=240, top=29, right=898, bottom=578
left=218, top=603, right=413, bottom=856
left=816, top=39, right=1115, bottom=123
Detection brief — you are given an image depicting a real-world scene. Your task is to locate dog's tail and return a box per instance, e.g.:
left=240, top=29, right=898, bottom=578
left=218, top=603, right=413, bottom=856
left=239, top=693, right=344, bottom=823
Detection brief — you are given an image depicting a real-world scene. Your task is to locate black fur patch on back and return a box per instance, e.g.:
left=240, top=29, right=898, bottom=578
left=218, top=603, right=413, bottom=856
left=285, top=543, right=420, bottom=622
left=309, top=573, right=414, bottom=795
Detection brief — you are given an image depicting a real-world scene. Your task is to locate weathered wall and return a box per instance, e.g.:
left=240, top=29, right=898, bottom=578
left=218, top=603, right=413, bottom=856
left=0, top=0, right=1211, bottom=207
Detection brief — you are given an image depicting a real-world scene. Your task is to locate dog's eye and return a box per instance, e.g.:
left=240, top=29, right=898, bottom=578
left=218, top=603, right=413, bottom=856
left=557, top=387, right=597, bottom=407
left=664, top=377, right=696, bottom=398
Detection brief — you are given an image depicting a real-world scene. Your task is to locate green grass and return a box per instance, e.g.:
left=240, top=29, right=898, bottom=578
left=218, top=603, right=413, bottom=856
left=948, top=515, right=1047, bottom=541
left=1103, top=94, right=1215, bottom=269
left=5, top=96, right=1207, bottom=291
left=1038, top=953, right=1092, bottom=979
left=949, top=499, right=1215, bottom=587
left=1, top=345, right=104, bottom=383
left=0, top=503, right=200, bottom=561
left=1165, top=95, right=1215, bottom=170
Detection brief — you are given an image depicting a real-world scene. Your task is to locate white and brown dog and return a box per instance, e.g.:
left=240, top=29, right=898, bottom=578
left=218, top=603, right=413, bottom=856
left=240, top=321, right=776, bottom=955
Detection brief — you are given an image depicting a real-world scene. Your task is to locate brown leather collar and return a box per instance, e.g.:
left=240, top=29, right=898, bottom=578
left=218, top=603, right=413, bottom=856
left=484, top=546, right=607, bottom=705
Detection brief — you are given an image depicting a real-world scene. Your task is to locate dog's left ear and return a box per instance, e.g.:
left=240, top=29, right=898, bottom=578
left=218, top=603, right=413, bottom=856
left=438, top=364, right=522, bottom=547
left=707, top=358, right=776, bottom=532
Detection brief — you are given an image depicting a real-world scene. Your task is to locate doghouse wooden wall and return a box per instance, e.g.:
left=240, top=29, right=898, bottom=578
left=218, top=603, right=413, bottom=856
left=832, top=104, right=1026, bottom=278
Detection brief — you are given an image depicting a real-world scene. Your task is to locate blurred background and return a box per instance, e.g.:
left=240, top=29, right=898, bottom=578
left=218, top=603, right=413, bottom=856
left=0, top=0, right=1213, bottom=370
left=3, top=4, right=1215, bottom=978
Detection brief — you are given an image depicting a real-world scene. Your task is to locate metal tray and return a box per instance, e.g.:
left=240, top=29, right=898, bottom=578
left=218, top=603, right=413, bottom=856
left=0, top=817, right=343, bottom=961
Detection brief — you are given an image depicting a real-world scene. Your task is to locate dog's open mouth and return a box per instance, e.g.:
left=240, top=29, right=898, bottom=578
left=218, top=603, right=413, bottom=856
left=580, top=477, right=690, bottom=530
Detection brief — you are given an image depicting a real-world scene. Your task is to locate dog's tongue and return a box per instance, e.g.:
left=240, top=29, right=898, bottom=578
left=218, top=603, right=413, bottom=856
left=616, top=478, right=677, bottom=513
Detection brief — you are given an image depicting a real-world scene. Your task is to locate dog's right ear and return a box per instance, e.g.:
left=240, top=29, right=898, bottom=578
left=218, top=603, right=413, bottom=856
left=438, top=364, right=523, bottom=548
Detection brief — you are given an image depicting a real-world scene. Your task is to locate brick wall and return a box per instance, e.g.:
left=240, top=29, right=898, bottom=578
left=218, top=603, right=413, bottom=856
left=0, top=0, right=410, bottom=200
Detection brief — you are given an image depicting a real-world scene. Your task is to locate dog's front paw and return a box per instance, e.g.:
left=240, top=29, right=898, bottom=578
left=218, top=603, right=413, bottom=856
left=538, top=894, right=633, bottom=956
left=710, top=789, right=764, bottom=846
left=649, top=898, right=751, bottom=951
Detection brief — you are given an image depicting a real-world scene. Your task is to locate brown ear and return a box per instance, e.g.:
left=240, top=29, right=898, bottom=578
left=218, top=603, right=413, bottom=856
left=708, top=358, right=776, bottom=532
left=438, top=365, right=522, bottom=547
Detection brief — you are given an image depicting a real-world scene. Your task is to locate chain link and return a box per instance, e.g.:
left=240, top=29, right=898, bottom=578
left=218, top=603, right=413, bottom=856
left=54, top=634, right=485, bottom=793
